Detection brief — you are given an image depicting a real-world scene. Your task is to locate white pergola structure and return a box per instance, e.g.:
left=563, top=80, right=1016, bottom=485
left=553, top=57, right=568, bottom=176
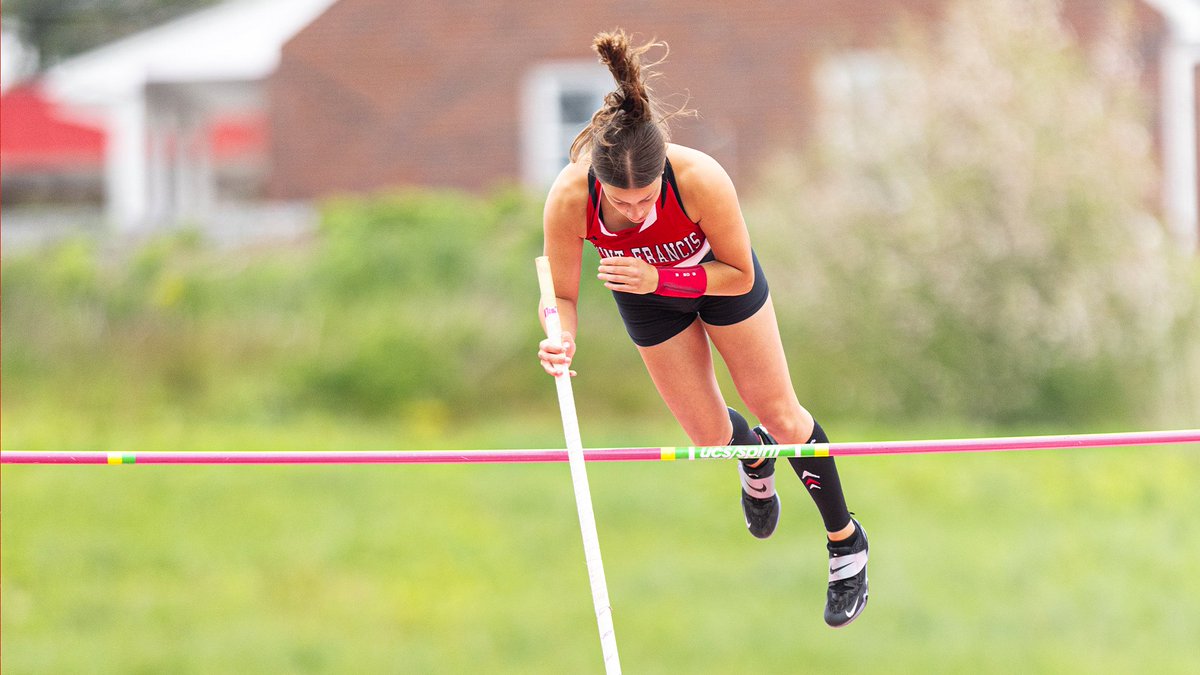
left=43, top=0, right=336, bottom=230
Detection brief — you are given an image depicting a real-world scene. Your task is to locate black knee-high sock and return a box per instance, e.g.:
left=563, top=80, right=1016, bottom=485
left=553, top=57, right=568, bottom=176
left=728, top=408, right=776, bottom=498
left=787, top=420, right=852, bottom=533
left=727, top=406, right=762, bottom=448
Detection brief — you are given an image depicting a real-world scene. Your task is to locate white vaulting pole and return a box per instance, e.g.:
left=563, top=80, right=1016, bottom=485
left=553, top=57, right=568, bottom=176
left=535, top=256, right=621, bottom=674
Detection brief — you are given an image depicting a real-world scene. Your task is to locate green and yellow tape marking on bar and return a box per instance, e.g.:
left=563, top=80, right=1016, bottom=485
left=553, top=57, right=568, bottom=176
left=804, top=444, right=831, bottom=457
left=107, top=452, right=136, bottom=465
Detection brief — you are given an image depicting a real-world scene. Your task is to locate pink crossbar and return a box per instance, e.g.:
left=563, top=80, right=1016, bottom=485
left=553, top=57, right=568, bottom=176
left=2, top=429, right=1197, bottom=465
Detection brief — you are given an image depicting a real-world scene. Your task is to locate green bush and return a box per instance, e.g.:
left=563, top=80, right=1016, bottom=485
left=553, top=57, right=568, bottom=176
left=0, top=186, right=661, bottom=436
left=283, top=185, right=657, bottom=419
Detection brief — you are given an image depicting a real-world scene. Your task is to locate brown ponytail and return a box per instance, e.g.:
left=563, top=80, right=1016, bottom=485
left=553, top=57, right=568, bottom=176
left=569, top=29, right=693, bottom=188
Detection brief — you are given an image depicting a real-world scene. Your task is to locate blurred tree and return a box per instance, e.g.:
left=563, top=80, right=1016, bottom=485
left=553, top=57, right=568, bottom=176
left=2, top=0, right=221, bottom=67
left=748, top=0, right=1200, bottom=426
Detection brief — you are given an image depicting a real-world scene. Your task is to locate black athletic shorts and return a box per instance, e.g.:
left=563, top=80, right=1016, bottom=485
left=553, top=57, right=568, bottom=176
left=612, top=250, right=770, bottom=347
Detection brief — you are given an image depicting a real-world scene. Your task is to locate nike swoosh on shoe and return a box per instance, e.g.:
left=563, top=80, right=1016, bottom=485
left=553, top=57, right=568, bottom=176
left=845, top=598, right=859, bottom=618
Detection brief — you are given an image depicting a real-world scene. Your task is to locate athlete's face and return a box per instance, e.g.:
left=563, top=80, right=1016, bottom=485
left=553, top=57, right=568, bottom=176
left=602, top=181, right=661, bottom=224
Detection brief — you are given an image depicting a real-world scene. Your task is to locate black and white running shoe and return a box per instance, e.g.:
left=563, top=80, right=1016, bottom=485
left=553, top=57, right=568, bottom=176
left=739, top=426, right=780, bottom=539
left=825, top=519, right=869, bottom=628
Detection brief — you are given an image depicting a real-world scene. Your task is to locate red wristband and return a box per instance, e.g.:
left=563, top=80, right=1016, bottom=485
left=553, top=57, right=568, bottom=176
left=655, top=265, right=707, bottom=298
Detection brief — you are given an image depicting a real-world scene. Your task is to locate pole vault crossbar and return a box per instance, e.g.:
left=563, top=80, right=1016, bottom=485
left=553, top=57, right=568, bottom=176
left=4, top=429, right=1198, bottom=465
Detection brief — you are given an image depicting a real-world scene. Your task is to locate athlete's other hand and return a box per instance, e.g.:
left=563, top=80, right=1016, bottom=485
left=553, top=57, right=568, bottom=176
left=598, top=256, right=657, bottom=294
left=538, top=330, right=577, bottom=377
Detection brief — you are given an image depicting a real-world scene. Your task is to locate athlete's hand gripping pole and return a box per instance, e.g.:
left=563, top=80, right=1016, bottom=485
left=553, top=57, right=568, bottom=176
left=536, top=256, right=621, bottom=674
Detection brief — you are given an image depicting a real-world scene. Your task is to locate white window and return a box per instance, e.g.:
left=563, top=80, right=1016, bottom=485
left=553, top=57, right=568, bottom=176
left=814, top=51, right=907, bottom=154
left=521, top=61, right=613, bottom=189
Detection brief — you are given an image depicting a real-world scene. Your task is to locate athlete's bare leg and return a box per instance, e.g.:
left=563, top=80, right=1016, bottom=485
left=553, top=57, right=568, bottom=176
left=633, top=318, right=732, bottom=447
left=703, top=296, right=814, bottom=445
left=705, top=296, right=856, bottom=541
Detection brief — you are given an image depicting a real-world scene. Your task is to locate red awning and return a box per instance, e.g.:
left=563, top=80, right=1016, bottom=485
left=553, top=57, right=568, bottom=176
left=1, top=83, right=266, bottom=174
left=1, top=83, right=106, bottom=172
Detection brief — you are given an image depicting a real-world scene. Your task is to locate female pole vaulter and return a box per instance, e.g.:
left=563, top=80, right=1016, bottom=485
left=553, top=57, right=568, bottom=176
left=536, top=29, right=869, bottom=627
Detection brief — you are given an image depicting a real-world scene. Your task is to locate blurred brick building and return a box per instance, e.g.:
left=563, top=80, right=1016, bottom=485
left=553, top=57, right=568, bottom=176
left=267, top=0, right=946, bottom=196
left=265, top=0, right=1197, bottom=249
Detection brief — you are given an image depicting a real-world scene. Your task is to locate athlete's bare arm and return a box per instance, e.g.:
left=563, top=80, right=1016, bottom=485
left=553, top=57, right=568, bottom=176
left=666, top=144, right=756, bottom=296
left=538, top=161, right=589, bottom=376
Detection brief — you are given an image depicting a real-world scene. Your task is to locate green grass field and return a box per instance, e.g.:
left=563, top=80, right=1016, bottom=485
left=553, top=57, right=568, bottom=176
left=3, top=410, right=1199, bottom=673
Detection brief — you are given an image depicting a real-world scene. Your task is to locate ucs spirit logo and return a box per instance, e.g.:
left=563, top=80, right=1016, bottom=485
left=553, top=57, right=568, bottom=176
left=693, top=446, right=782, bottom=460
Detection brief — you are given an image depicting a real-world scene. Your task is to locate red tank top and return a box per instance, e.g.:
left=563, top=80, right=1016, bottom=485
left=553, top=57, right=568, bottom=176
left=585, top=157, right=711, bottom=268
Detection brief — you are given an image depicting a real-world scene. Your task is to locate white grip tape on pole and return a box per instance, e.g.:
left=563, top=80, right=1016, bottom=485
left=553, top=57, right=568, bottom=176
left=535, top=256, right=621, bottom=673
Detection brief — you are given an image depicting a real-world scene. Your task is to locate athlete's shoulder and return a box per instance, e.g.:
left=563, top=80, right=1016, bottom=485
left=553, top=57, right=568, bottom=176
left=544, top=159, right=591, bottom=230
left=666, top=143, right=733, bottom=191
left=546, top=160, right=591, bottom=208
